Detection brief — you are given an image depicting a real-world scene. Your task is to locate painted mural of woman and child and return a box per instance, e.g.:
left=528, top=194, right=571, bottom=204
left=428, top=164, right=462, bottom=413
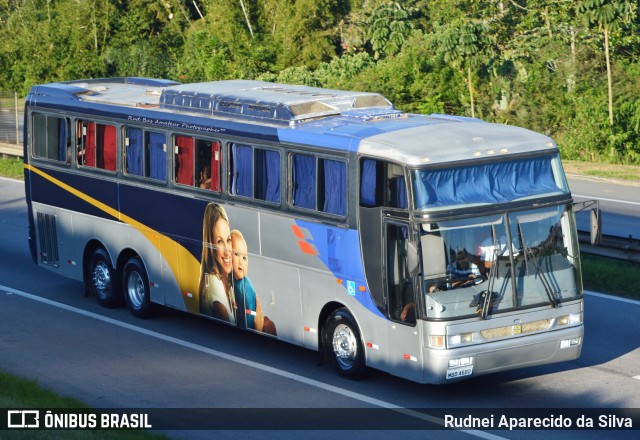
left=198, top=202, right=277, bottom=335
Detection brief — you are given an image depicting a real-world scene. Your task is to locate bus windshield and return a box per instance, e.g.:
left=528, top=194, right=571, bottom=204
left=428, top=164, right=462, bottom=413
left=412, top=154, right=569, bottom=211
left=419, top=205, right=582, bottom=320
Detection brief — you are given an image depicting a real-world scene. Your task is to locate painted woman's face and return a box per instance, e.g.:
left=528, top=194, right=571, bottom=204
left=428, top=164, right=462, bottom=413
left=213, top=218, right=232, bottom=276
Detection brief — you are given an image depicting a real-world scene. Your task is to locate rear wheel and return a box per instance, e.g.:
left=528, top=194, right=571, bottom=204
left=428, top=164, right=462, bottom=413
left=88, top=248, right=122, bottom=308
left=122, top=257, right=155, bottom=319
left=325, top=308, right=366, bottom=379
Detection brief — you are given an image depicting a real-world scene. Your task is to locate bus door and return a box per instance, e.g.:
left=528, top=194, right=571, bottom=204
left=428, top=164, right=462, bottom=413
left=384, top=220, right=422, bottom=382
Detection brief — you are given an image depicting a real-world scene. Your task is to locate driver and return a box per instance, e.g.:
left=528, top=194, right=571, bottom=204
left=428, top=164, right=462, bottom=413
left=447, top=250, right=481, bottom=288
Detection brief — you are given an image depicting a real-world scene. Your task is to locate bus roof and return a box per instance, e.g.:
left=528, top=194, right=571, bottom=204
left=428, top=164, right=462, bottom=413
left=28, top=78, right=557, bottom=166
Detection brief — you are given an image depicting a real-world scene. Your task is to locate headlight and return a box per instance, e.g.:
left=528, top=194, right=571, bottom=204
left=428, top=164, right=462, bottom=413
left=558, top=313, right=582, bottom=326
left=448, top=332, right=473, bottom=347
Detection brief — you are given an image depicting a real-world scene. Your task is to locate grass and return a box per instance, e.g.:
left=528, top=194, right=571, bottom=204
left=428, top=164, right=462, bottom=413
left=0, top=371, right=167, bottom=438
left=0, top=156, right=23, bottom=179
left=580, top=253, right=640, bottom=301
left=563, top=160, right=640, bottom=183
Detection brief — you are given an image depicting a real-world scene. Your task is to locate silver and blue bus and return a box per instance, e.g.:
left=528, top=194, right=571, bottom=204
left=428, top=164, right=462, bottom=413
left=23, top=78, right=584, bottom=384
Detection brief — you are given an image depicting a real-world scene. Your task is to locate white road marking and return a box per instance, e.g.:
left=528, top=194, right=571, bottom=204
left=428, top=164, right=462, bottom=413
left=0, top=283, right=506, bottom=439
left=573, top=194, right=640, bottom=206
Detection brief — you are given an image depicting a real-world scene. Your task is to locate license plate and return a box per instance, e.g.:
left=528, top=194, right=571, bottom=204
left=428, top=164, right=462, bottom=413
left=446, top=365, right=473, bottom=380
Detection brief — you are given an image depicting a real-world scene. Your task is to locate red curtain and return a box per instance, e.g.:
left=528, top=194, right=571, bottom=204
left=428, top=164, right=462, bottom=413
left=84, top=122, right=96, bottom=167
left=210, top=141, right=221, bottom=192
left=98, top=124, right=117, bottom=171
left=175, top=136, right=194, bottom=185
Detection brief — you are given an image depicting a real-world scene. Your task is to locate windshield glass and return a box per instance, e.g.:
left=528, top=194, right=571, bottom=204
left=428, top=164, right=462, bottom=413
left=412, top=154, right=569, bottom=211
left=419, top=205, right=582, bottom=320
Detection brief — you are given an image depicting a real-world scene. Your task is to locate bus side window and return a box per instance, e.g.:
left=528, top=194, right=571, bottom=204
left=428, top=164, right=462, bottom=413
left=255, top=148, right=280, bottom=203
left=359, top=159, right=407, bottom=209
left=231, top=143, right=253, bottom=197
left=292, top=153, right=316, bottom=210
left=125, top=127, right=144, bottom=176
left=147, top=131, right=167, bottom=181
left=32, top=113, right=70, bottom=163
left=124, top=128, right=167, bottom=181
left=231, top=144, right=281, bottom=203
left=319, top=159, right=346, bottom=215
left=77, top=120, right=116, bottom=171
left=292, top=153, right=346, bottom=215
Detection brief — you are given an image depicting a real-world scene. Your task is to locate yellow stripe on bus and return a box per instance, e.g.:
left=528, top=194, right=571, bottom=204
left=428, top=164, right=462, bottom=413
left=26, top=164, right=201, bottom=314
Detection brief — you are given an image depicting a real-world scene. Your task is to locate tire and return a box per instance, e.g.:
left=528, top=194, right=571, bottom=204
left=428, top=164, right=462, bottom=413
left=122, top=257, right=155, bottom=319
left=88, top=248, right=122, bottom=308
left=325, top=308, right=366, bottom=379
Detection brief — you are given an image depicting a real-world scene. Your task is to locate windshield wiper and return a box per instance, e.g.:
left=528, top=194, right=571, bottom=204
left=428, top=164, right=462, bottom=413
left=517, top=222, right=559, bottom=308
left=480, top=224, right=498, bottom=319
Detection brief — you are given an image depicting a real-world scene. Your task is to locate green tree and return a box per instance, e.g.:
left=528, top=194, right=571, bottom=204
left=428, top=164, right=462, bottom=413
left=578, top=0, right=634, bottom=126
left=437, top=19, right=495, bottom=118
left=366, top=1, right=416, bottom=59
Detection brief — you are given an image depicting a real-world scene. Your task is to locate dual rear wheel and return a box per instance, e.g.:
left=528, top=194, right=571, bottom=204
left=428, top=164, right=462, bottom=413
left=87, top=248, right=154, bottom=319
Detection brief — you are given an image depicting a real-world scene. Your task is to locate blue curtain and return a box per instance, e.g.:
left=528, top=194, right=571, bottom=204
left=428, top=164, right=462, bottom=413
left=323, top=159, right=346, bottom=215
left=57, top=118, right=68, bottom=162
left=413, top=156, right=562, bottom=209
left=126, top=128, right=143, bottom=176
left=149, top=132, right=166, bottom=181
left=293, top=154, right=316, bottom=209
left=232, top=144, right=253, bottom=197
left=360, top=159, right=377, bottom=206
left=390, top=177, right=408, bottom=209
left=255, top=149, right=280, bottom=203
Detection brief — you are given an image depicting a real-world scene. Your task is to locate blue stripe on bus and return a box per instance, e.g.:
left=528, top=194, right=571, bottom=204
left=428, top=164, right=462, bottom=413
left=294, top=219, right=385, bottom=319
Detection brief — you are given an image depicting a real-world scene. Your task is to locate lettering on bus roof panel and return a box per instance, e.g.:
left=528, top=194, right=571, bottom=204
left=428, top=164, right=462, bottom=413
left=126, top=116, right=227, bottom=134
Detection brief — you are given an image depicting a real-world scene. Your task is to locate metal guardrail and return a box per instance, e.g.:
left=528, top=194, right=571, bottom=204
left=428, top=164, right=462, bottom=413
left=578, top=231, right=640, bottom=263
left=0, top=142, right=22, bottom=158
left=0, top=91, right=23, bottom=158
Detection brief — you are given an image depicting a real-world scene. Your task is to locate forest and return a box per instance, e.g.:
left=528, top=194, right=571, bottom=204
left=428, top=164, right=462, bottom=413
left=1, top=0, right=639, bottom=164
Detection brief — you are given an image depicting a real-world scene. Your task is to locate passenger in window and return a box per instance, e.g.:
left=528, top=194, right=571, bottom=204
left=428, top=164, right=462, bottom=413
left=231, top=230, right=277, bottom=336
left=199, top=203, right=236, bottom=324
left=199, top=164, right=211, bottom=189
left=447, top=250, right=481, bottom=288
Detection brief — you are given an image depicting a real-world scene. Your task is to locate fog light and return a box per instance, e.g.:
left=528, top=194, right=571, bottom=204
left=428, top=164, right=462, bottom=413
left=560, top=337, right=581, bottom=349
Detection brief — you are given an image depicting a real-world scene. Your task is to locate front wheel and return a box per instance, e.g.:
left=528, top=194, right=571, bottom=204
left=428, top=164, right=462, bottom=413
left=325, top=308, right=366, bottom=379
left=122, top=257, right=155, bottom=319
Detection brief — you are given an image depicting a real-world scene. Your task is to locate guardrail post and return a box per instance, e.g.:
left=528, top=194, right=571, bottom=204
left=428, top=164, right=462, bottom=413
left=15, top=92, right=19, bottom=146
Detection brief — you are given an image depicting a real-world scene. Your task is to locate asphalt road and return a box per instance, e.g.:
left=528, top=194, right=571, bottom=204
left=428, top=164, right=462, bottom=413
left=1, top=177, right=639, bottom=440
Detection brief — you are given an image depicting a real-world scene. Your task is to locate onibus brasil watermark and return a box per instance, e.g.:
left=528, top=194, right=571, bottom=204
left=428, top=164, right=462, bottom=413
left=6, top=410, right=151, bottom=429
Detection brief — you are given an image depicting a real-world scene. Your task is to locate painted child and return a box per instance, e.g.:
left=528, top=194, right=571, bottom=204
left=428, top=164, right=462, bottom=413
left=231, top=230, right=263, bottom=331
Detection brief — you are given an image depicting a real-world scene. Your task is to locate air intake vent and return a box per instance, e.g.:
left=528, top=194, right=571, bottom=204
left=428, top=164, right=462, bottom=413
left=37, top=212, right=59, bottom=267
left=159, top=80, right=395, bottom=125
